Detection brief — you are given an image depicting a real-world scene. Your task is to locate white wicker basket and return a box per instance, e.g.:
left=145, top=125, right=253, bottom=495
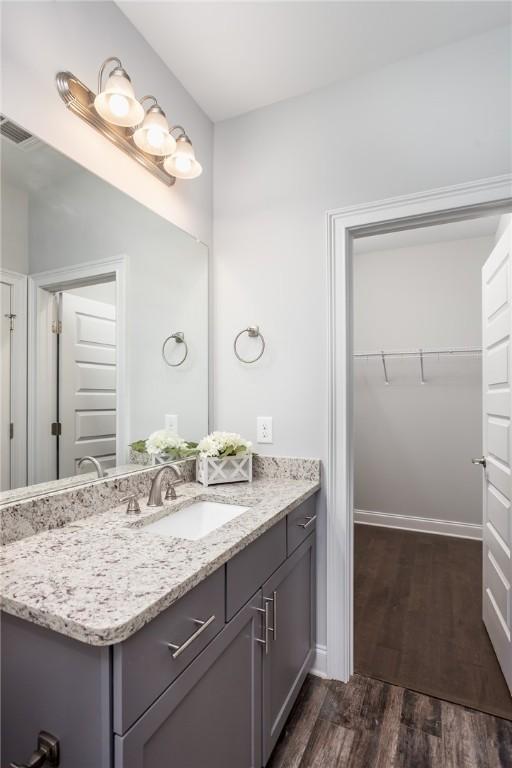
left=196, top=453, right=253, bottom=486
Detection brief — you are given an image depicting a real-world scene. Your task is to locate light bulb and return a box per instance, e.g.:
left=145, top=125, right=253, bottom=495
left=94, top=65, right=144, bottom=127
left=175, top=155, right=192, bottom=173
left=163, top=135, right=202, bottom=179
left=108, top=93, right=130, bottom=118
left=146, top=126, right=165, bottom=148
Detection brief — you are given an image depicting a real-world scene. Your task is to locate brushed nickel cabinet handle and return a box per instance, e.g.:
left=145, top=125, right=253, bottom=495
left=167, top=614, right=216, bottom=659
left=264, top=591, right=277, bottom=639
left=298, top=515, right=317, bottom=529
left=255, top=600, right=270, bottom=654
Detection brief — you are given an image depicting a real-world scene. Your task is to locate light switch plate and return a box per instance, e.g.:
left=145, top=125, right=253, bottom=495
left=257, top=416, right=273, bottom=444
left=165, top=414, right=178, bottom=435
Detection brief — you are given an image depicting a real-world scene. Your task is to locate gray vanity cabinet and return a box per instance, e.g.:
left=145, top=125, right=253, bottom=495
left=262, top=533, right=316, bottom=764
left=114, top=591, right=263, bottom=768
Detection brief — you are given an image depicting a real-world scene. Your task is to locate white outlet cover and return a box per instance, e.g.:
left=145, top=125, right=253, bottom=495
left=165, top=414, right=178, bottom=435
left=257, top=416, right=273, bottom=444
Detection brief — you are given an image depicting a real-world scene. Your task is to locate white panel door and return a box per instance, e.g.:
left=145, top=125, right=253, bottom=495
left=59, top=292, right=117, bottom=478
left=481, top=223, right=512, bottom=695
left=0, top=281, right=12, bottom=491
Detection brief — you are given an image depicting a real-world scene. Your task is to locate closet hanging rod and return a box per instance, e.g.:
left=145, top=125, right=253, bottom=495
left=353, top=347, right=482, bottom=359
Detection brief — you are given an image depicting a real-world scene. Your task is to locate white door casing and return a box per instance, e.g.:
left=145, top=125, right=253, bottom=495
left=327, top=174, right=512, bottom=682
left=0, top=281, right=12, bottom=490
left=59, top=292, right=117, bottom=478
left=482, top=223, right=512, bottom=694
left=0, top=269, right=27, bottom=491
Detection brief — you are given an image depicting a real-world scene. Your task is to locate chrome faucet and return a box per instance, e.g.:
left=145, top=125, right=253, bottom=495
left=77, top=456, right=105, bottom=478
left=147, top=463, right=186, bottom=507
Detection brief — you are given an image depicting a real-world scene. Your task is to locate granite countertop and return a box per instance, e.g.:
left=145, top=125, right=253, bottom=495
left=0, top=477, right=319, bottom=646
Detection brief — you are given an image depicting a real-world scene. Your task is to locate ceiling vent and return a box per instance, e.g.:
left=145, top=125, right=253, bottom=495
left=0, top=115, right=40, bottom=150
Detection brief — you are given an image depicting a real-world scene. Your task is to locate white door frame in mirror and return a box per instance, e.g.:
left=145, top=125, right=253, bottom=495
left=0, top=268, right=28, bottom=489
left=325, top=174, right=512, bottom=682
left=27, top=256, right=126, bottom=485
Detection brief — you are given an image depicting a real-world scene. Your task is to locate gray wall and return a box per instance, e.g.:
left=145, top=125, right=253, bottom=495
left=353, top=234, right=491, bottom=527
left=1, top=178, right=29, bottom=274
left=213, top=25, right=511, bottom=645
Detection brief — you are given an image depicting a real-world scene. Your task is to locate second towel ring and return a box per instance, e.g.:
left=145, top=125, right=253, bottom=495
left=162, top=331, right=188, bottom=367
left=234, top=325, right=265, bottom=364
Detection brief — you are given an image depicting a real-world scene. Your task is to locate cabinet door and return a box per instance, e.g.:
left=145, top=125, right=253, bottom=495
left=262, top=533, right=316, bottom=764
left=115, top=592, right=263, bottom=768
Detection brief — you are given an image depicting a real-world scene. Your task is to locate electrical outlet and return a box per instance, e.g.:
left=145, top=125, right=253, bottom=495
left=165, top=414, right=178, bottom=435
left=257, top=416, right=273, bottom=444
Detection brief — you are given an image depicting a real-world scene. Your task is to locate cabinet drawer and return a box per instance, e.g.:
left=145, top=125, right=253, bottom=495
left=287, top=495, right=317, bottom=555
left=226, top=518, right=286, bottom=620
left=114, top=593, right=262, bottom=768
left=113, top=567, right=225, bottom=734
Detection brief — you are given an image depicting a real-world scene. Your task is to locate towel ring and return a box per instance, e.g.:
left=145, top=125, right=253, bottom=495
left=234, top=325, right=265, bottom=364
left=162, top=331, right=188, bottom=367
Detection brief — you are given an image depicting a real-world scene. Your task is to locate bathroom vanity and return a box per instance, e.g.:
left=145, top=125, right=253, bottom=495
left=1, top=461, right=319, bottom=768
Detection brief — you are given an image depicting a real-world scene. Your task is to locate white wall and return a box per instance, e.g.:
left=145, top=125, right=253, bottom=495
left=353, top=234, right=491, bottom=527
left=0, top=1, right=213, bottom=246
left=0, top=178, right=29, bottom=274
left=213, top=26, right=512, bottom=645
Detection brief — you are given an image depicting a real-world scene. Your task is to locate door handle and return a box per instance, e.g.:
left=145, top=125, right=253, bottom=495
left=472, top=457, right=486, bottom=468
left=10, top=731, right=60, bottom=768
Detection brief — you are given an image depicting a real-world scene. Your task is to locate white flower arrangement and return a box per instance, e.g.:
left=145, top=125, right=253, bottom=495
left=145, top=430, right=189, bottom=458
left=196, top=432, right=253, bottom=486
left=197, top=431, right=252, bottom=459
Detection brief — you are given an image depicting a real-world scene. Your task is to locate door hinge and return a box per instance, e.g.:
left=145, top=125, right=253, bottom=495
left=4, top=313, right=16, bottom=331
left=51, top=422, right=62, bottom=436
left=9, top=422, right=14, bottom=439
left=51, top=320, right=62, bottom=334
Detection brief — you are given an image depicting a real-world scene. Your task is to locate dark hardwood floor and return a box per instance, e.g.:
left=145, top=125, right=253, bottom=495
left=354, top=524, right=512, bottom=720
left=267, top=674, right=512, bottom=767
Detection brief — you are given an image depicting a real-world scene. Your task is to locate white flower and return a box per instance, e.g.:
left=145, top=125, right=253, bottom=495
left=146, top=430, right=187, bottom=456
left=197, top=431, right=252, bottom=458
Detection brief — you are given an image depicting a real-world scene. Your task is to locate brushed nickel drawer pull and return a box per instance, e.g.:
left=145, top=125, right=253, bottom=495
left=298, top=515, right=317, bottom=529
left=167, top=614, right=216, bottom=659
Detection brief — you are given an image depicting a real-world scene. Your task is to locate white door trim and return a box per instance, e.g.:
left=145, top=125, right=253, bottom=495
left=326, top=174, right=512, bottom=682
left=0, top=268, right=27, bottom=489
left=27, top=256, right=126, bottom=484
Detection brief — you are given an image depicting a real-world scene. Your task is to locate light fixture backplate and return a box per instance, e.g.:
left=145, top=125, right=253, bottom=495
left=56, top=71, right=176, bottom=186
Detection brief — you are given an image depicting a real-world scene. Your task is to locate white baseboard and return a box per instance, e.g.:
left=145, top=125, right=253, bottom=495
left=310, top=644, right=328, bottom=679
left=354, top=509, right=482, bottom=541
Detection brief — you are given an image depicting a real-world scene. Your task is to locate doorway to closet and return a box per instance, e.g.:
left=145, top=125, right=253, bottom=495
left=352, top=214, right=512, bottom=719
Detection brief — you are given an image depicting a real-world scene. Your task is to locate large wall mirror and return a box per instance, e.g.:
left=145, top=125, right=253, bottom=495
left=0, top=117, right=209, bottom=503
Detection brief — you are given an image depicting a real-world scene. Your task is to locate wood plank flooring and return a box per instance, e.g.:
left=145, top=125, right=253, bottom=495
left=354, top=525, right=512, bottom=720
left=267, top=674, right=512, bottom=767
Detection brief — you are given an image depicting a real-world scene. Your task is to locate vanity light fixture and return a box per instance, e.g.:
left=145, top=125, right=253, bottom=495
left=56, top=57, right=202, bottom=186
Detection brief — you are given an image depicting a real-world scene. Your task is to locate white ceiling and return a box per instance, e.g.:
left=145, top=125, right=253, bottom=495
left=118, top=1, right=511, bottom=122
left=353, top=215, right=501, bottom=255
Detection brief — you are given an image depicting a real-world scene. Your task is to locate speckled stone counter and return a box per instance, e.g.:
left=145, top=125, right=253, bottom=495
left=0, top=461, right=320, bottom=647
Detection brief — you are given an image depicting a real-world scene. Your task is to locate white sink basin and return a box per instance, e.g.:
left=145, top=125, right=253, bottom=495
left=143, top=500, right=250, bottom=541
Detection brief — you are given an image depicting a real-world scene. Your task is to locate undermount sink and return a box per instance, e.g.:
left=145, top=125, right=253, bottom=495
left=142, top=500, right=250, bottom=541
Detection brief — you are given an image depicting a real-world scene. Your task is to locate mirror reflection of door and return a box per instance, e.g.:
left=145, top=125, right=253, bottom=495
left=57, top=283, right=117, bottom=479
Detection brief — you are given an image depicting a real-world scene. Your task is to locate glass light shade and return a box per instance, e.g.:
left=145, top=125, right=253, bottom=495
left=133, top=108, right=176, bottom=156
left=163, top=137, right=202, bottom=179
left=94, top=70, right=144, bottom=127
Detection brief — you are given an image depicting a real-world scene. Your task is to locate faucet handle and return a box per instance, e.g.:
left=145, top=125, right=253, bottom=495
left=121, top=494, right=141, bottom=514
left=164, top=478, right=186, bottom=501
